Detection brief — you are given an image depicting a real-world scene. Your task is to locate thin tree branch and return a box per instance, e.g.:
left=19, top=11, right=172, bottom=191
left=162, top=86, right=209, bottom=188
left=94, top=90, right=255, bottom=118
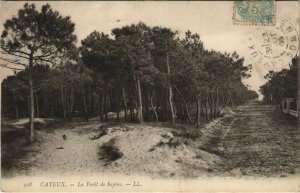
left=33, top=87, right=41, bottom=93
left=1, top=50, right=30, bottom=60
left=0, top=64, right=23, bottom=71
left=1, top=45, right=30, bottom=56
left=33, top=50, right=58, bottom=60
left=34, top=57, right=56, bottom=66
left=0, top=57, right=27, bottom=66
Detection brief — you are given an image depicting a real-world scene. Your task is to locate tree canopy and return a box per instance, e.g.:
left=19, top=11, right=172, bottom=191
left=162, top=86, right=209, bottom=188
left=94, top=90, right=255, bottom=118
left=260, top=56, right=298, bottom=104
left=1, top=4, right=258, bottom=138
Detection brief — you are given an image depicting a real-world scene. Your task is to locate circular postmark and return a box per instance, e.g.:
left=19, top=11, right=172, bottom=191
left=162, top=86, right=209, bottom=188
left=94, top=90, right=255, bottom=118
left=248, top=18, right=299, bottom=70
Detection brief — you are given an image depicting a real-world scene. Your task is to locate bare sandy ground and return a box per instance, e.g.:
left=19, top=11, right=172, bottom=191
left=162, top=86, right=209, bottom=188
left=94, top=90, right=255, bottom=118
left=2, top=101, right=299, bottom=178
left=4, top=122, right=225, bottom=178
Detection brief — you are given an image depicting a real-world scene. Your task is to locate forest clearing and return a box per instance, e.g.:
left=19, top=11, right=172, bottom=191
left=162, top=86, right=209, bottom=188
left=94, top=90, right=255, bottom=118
left=2, top=101, right=299, bottom=178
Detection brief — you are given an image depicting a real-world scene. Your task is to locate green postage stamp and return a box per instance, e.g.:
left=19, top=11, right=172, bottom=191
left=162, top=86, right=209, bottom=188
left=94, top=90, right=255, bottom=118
left=233, top=0, right=276, bottom=25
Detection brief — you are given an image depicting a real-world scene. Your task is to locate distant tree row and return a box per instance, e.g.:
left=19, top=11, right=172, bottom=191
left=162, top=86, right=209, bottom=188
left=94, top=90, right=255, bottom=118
left=260, top=56, right=298, bottom=104
left=1, top=4, right=257, bottom=142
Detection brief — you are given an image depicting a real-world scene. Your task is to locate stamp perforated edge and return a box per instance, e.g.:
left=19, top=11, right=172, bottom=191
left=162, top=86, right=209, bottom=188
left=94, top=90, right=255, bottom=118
left=232, top=0, right=277, bottom=26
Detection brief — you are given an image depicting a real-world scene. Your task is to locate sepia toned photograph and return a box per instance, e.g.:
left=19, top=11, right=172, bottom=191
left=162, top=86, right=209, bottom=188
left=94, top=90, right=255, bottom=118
left=0, top=0, right=299, bottom=192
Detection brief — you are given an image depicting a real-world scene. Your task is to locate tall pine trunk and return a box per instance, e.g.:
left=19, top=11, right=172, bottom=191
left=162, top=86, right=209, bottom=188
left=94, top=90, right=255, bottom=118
left=44, top=94, right=48, bottom=117
left=150, top=88, right=158, bottom=123
left=225, top=93, right=229, bottom=107
left=208, top=91, right=213, bottom=119
left=104, top=86, right=108, bottom=121
left=168, top=83, right=175, bottom=124
left=122, top=86, right=128, bottom=122
left=69, top=86, right=74, bottom=121
left=82, top=89, right=89, bottom=122
left=196, top=94, right=201, bottom=129
left=205, top=93, right=209, bottom=121
left=229, top=93, right=234, bottom=107
left=51, top=99, right=54, bottom=117
left=144, top=86, right=149, bottom=121
left=178, top=99, right=184, bottom=123
left=65, top=87, right=69, bottom=120
left=211, top=89, right=215, bottom=118
left=200, top=98, right=205, bottom=118
left=173, top=84, right=192, bottom=124
left=36, top=95, right=40, bottom=118
left=116, top=85, right=120, bottom=122
left=129, top=86, right=134, bottom=122
left=215, top=86, right=219, bottom=117
left=28, top=71, right=35, bottom=143
left=100, top=91, right=104, bottom=121
left=155, top=88, right=161, bottom=122
left=13, top=90, right=19, bottom=119
left=165, top=44, right=175, bottom=125
left=60, top=83, right=66, bottom=120
left=136, top=74, right=143, bottom=123
left=88, top=86, right=92, bottom=116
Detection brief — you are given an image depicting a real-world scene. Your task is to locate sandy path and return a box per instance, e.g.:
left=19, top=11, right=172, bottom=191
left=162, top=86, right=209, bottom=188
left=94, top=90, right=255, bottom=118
left=222, top=101, right=300, bottom=177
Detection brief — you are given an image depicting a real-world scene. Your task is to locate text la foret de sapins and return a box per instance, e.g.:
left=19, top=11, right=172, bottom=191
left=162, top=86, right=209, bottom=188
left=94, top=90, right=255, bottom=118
left=38, top=181, right=142, bottom=188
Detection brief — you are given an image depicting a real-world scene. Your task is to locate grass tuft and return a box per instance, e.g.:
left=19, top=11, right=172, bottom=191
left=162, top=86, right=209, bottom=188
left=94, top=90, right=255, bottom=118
left=98, top=138, right=123, bottom=163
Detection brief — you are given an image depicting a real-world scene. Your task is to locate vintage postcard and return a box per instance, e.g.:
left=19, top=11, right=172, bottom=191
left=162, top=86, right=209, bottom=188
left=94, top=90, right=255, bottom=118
left=0, top=0, right=299, bottom=192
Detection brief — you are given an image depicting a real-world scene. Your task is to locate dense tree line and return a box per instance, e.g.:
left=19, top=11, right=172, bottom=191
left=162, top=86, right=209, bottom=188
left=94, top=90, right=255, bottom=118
left=1, top=4, right=257, bottom=142
left=260, top=56, right=298, bottom=104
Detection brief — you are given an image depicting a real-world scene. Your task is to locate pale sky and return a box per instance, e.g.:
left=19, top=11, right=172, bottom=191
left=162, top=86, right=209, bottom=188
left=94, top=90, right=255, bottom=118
left=0, top=1, right=299, bottom=96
